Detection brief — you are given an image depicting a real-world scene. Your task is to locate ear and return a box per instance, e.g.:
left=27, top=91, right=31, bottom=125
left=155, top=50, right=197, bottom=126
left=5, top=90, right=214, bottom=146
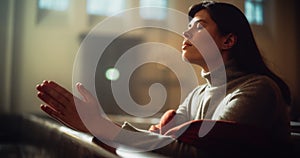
left=221, top=33, right=237, bottom=50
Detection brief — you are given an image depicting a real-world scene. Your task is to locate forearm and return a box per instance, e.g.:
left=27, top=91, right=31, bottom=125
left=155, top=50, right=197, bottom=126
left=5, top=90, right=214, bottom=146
left=112, top=122, right=201, bottom=157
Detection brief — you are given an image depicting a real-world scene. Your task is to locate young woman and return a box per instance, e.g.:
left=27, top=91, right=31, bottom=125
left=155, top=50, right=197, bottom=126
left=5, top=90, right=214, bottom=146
left=36, top=1, right=291, bottom=157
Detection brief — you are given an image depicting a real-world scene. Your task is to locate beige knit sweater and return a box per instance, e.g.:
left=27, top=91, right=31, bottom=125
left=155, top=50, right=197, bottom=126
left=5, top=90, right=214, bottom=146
left=112, top=60, right=291, bottom=157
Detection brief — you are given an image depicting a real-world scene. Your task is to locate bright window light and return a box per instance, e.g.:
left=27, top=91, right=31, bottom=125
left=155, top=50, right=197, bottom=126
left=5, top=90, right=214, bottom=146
left=105, top=68, right=120, bottom=81
left=86, top=0, right=125, bottom=16
left=140, top=0, right=168, bottom=20
left=245, top=0, right=264, bottom=25
left=38, top=0, right=70, bottom=11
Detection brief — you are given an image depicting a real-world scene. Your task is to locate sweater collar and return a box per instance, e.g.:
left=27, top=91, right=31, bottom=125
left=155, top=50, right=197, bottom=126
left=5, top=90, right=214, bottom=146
left=201, top=60, right=247, bottom=87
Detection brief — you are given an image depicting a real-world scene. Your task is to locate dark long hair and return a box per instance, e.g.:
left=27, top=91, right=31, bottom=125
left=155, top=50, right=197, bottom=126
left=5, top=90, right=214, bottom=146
left=188, top=1, right=291, bottom=104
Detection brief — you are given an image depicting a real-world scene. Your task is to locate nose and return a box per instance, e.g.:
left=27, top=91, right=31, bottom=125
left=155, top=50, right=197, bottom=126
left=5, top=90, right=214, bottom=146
left=183, top=30, right=192, bottom=39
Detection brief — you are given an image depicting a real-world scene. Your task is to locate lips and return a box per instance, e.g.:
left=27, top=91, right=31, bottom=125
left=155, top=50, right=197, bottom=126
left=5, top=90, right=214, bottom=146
left=182, top=40, right=193, bottom=50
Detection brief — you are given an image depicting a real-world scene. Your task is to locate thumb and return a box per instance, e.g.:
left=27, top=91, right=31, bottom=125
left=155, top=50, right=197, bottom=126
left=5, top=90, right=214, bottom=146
left=76, top=82, right=94, bottom=103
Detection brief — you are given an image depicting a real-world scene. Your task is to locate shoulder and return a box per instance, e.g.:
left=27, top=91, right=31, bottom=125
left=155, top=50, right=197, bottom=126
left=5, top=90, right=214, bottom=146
left=231, top=74, right=281, bottom=96
left=225, top=74, right=284, bottom=111
left=215, top=74, right=287, bottom=128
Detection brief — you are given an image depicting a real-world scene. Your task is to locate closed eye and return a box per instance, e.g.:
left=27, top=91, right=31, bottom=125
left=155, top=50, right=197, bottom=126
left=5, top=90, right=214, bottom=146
left=196, top=22, right=204, bottom=30
left=188, top=19, right=206, bottom=30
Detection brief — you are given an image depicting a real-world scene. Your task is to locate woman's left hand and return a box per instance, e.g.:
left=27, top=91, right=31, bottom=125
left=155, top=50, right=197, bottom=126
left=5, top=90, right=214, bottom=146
left=36, top=80, right=97, bottom=133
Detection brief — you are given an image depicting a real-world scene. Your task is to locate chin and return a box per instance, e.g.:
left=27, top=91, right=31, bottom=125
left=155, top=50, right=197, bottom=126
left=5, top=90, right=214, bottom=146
left=183, top=56, right=197, bottom=65
left=181, top=53, right=190, bottom=63
left=182, top=57, right=189, bottom=63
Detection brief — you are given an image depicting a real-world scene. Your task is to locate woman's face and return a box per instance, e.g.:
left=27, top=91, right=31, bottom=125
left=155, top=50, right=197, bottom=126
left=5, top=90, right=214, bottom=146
left=182, top=9, right=225, bottom=71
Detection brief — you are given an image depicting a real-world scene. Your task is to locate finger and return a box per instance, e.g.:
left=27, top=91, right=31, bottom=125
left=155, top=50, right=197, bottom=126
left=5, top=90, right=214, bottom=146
left=40, top=104, right=71, bottom=128
left=149, top=125, right=160, bottom=133
left=37, top=82, right=72, bottom=107
left=47, top=81, right=75, bottom=102
left=76, top=82, right=94, bottom=103
left=40, top=104, right=61, bottom=118
left=36, top=80, right=49, bottom=91
left=49, top=81, right=74, bottom=101
left=38, top=91, right=65, bottom=112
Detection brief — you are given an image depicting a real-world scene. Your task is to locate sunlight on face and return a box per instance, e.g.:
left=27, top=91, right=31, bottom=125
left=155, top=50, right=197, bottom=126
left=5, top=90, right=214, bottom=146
left=182, top=10, right=224, bottom=72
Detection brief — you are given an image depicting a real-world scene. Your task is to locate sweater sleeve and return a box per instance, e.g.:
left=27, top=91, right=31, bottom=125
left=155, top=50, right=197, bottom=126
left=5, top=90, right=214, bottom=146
left=175, top=85, right=205, bottom=124
left=113, top=121, right=202, bottom=157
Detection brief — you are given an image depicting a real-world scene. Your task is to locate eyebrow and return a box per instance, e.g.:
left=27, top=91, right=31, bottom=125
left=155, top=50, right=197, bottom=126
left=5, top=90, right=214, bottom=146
left=189, top=19, right=207, bottom=27
left=194, top=19, right=207, bottom=24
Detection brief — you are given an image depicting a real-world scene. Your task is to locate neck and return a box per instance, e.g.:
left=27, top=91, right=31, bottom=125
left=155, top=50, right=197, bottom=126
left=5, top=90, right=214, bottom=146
left=201, top=51, right=231, bottom=73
